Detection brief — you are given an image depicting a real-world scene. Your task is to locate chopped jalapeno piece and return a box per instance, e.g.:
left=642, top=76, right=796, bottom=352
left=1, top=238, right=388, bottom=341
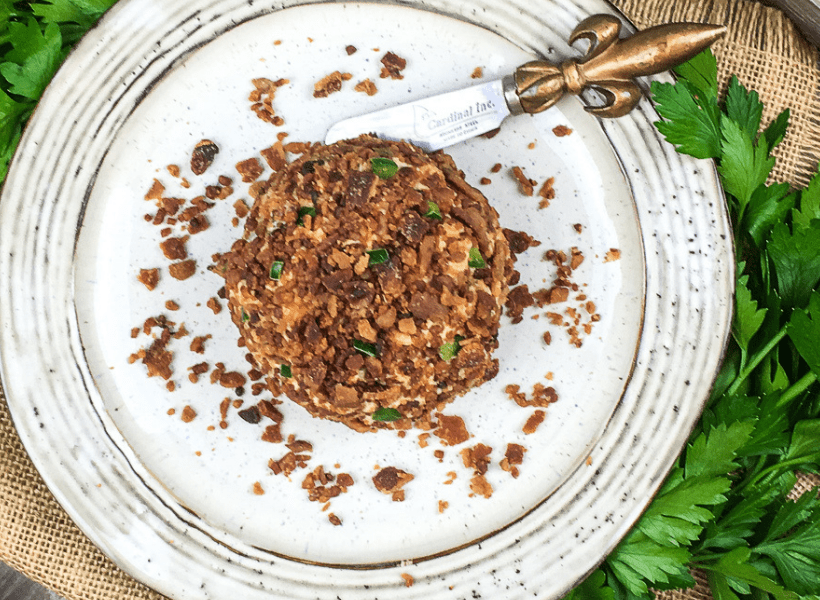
left=241, top=307, right=250, bottom=323
left=367, top=248, right=389, bottom=265
left=280, top=364, right=292, bottom=378
left=424, top=200, right=443, bottom=220
left=370, top=157, right=398, bottom=179
left=296, top=205, right=316, bottom=226
left=353, top=339, right=379, bottom=357
left=269, top=260, right=284, bottom=280
left=372, top=407, right=402, bottom=422
left=468, top=247, right=486, bottom=269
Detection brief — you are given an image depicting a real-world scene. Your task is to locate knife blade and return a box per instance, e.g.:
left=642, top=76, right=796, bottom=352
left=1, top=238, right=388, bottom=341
left=325, top=15, right=726, bottom=150
left=325, top=76, right=523, bottom=152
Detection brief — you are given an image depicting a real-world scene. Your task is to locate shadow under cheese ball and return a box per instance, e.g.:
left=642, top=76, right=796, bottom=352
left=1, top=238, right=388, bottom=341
left=221, top=134, right=513, bottom=432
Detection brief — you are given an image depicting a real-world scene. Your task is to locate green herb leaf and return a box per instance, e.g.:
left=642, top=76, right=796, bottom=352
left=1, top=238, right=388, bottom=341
left=269, top=260, right=284, bottom=280
left=725, top=75, right=764, bottom=141
left=468, top=247, right=486, bottom=269
left=705, top=548, right=798, bottom=600
left=370, top=156, right=398, bottom=179
left=241, top=307, right=250, bottom=322
left=296, top=205, right=316, bottom=226
left=606, top=537, right=692, bottom=597
left=280, top=364, right=292, bottom=378
left=768, top=220, right=820, bottom=308
left=1, top=19, right=65, bottom=100
left=366, top=248, right=389, bottom=265
left=685, top=420, right=755, bottom=480
left=438, top=335, right=464, bottom=361
left=743, top=183, right=795, bottom=247
left=718, top=116, right=775, bottom=214
left=787, top=291, right=820, bottom=378
left=673, top=49, right=719, bottom=102
left=353, top=339, right=379, bottom=357
left=733, top=270, right=767, bottom=353
left=763, top=108, right=790, bottom=151
left=793, top=170, right=820, bottom=230
left=756, top=514, right=820, bottom=596
left=424, top=200, right=442, bottom=220
left=372, top=407, right=402, bottom=422
left=562, top=570, right=615, bottom=600
left=651, top=79, right=722, bottom=159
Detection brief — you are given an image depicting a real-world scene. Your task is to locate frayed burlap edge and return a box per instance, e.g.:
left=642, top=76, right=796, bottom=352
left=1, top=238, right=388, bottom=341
left=0, top=389, right=167, bottom=600
left=1, top=1, right=819, bottom=600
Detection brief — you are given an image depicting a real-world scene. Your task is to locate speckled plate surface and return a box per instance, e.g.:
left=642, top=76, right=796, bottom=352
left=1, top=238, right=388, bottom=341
left=0, top=1, right=733, bottom=598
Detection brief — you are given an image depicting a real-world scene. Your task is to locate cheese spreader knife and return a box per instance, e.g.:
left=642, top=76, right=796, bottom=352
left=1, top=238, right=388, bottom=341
left=325, top=15, right=726, bottom=151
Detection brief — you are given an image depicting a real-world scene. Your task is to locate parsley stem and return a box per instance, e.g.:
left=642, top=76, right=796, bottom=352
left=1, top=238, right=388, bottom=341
left=776, top=370, right=817, bottom=409
left=746, top=455, right=811, bottom=490
left=725, top=326, right=789, bottom=397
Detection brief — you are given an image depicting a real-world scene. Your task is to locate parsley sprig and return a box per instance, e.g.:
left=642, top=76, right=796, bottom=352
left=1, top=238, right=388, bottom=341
left=566, top=50, right=820, bottom=600
left=0, top=0, right=117, bottom=181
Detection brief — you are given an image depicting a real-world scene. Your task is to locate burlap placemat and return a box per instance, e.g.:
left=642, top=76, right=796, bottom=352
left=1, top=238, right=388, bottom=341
left=0, top=1, right=818, bottom=599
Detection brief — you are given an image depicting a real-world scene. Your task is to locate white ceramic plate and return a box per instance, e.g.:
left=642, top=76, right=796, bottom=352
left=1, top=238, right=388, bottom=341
left=0, top=1, right=733, bottom=598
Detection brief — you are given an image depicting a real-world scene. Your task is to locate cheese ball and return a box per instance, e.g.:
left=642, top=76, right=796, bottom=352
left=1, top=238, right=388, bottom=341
left=221, top=135, right=512, bottom=431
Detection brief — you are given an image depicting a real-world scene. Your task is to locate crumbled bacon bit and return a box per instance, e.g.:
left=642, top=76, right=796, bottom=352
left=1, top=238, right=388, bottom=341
left=538, top=177, right=555, bottom=209
left=137, top=268, right=159, bottom=291
left=165, top=300, right=180, bottom=311
left=191, top=140, right=219, bottom=175
left=260, top=142, right=287, bottom=172
left=586, top=455, right=593, bottom=466
left=233, top=199, right=250, bottom=219
left=461, top=443, right=492, bottom=475
left=250, top=78, right=289, bottom=125
left=433, top=414, right=469, bottom=446
left=543, top=331, right=552, bottom=345
left=328, top=513, right=342, bottom=526
left=490, top=162, right=502, bottom=173
left=145, top=179, right=165, bottom=201
left=505, top=284, right=534, bottom=324
left=189, top=335, right=211, bottom=354
left=236, top=158, right=264, bottom=183
left=380, top=51, right=407, bottom=79
left=500, top=443, right=526, bottom=478
left=313, top=71, right=351, bottom=98
left=160, top=236, right=188, bottom=261
left=169, top=259, right=196, bottom=280
left=604, top=248, right=621, bottom=262
left=528, top=141, right=536, bottom=149
left=220, top=371, right=246, bottom=388
left=438, top=500, right=449, bottom=513
left=252, top=481, right=265, bottom=495
left=203, top=298, right=221, bottom=316
left=181, top=405, right=196, bottom=423
left=523, top=410, right=546, bottom=434
left=354, top=78, right=378, bottom=96
left=418, top=432, right=430, bottom=448
left=471, top=66, right=484, bottom=78
left=167, top=164, right=180, bottom=177
left=479, top=177, right=491, bottom=185
left=401, top=573, right=414, bottom=587
left=433, top=449, right=444, bottom=462
left=470, top=474, right=493, bottom=498
left=166, top=381, right=175, bottom=392
left=345, top=44, right=357, bottom=55
left=553, top=125, right=573, bottom=137
left=511, top=166, right=534, bottom=196
left=372, top=466, right=414, bottom=501
left=261, top=424, right=283, bottom=443
left=130, top=327, right=140, bottom=338
left=167, top=408, right=175, bottom=416
left=573, top=223, right=583, bottom=233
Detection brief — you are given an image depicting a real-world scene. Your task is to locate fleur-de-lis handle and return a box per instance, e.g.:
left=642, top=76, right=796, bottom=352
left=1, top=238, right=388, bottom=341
left=512, top=15, right=726, bottom=117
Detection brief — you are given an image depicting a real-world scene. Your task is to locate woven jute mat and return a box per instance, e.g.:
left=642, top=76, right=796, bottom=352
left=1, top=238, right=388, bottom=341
left=1, top=1, right=818, bottom=599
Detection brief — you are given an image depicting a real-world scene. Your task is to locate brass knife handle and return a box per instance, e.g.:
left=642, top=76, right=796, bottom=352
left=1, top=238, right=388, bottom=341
left=512, top=15, right=727, bottom=118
